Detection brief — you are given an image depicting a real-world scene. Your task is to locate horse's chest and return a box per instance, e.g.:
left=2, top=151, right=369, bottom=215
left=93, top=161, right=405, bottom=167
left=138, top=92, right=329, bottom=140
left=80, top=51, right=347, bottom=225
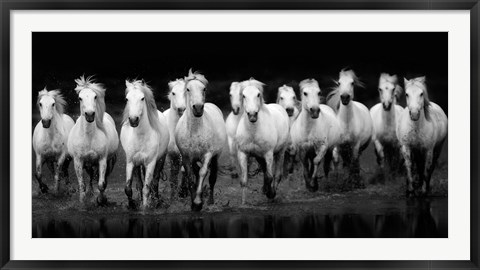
left=237, top=134, right=272, bottom=155
left=38, top=139, right=64, bottom=156
left=177, top=131, right=214, bottom=156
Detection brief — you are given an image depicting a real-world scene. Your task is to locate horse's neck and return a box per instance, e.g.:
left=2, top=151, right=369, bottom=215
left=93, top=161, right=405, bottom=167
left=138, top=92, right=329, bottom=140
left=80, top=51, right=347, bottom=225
left=80, top=117, right=98, bottom=137
left=409, top=110, right=427, bottom=131
left=185, top=108, right=204, bottom=132
left=381, top=106, right=396, bottom=130
left=45, top=112, right=64, bottom=137
left=299, top=108, right=316, bottom=131
left=338, top=102, right=353, bottom=125
left=135, top=110, right=154, bottom=136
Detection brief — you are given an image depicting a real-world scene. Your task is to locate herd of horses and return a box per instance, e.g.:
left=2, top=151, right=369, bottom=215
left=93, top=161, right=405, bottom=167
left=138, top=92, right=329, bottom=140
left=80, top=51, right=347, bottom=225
left=32, top=68, right=448, bottom=211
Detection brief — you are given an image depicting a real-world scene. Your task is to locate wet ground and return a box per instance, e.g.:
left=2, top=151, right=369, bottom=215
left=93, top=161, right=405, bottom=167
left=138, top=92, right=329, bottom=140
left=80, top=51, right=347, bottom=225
left=32, top=109, right=448, bottom=238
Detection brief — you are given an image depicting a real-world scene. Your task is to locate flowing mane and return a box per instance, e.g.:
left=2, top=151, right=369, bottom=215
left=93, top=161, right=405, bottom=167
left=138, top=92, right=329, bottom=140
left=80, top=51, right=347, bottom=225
left=74, top=75, right=106, bottom=131
left=326, top=68, right=364, bottom=112
left=184, top=68, right=208, bottom=87
left=380, top=73, right=403, bottom=102
left=123, top=80, right=161, bottom=134
left=405, top=76, right=431, bottom=121
left=167, top=78, right=186, bottom=100
left=37, top=88, right=67, bottom=115
left=241, top=78, right=265, bottom=102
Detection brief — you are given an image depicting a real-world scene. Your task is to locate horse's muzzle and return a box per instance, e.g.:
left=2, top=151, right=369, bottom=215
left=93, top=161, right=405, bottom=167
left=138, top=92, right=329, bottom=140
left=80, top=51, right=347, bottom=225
left=247, top=112, right=258, bottom=123
left=286, top=107, right=294, bottom=117
left=129, top=116, right=140, bottom=127
left=85, top=112, right=95, bottom=123
left=309, top=107, right=320, bottom=119
left=409, top=110, right=420, bottom=121
left=41, top=119, right=51, bottom=128
left=232, top=107, right=240, bottom=115
left=192, top=104, right=204, bottom=117
left=340, top=94, right=351, bottom=105
left=383, top=102, right=392, bottom=111
left=177, top=108, right=185, bottom=116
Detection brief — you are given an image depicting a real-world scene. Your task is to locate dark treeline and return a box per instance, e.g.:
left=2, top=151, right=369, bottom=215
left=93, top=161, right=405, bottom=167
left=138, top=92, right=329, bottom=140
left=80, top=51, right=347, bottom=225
left=33, top=32, right=447, bottom=117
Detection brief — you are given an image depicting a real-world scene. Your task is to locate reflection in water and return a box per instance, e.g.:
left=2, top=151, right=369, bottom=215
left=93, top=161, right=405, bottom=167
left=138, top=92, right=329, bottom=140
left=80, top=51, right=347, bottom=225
left=33, top=199, right=447, bottom=238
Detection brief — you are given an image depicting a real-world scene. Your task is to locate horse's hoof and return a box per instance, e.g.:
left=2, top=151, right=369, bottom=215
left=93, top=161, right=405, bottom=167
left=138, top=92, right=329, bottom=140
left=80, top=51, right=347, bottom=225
left=231, top=173, right=239, bottom=179
left=96, top=195, right=108, bottom=206
left=40, top=184, right=49, bottom=194
left=191, top=202, right=203, bottom=212
left=266, top=188, right=276, bottom=199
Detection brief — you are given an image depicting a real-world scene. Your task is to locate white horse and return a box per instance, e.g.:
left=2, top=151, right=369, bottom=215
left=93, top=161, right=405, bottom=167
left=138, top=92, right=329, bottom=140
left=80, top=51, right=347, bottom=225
left=67, top=76, right=119, bottom=205
left=174, top=69, right=227, bottom=211
left=370, top=73, right=404, bottom=172
left=291, top=79, right=341, bottom=191
left=235, top=78, right=289, bottom=204
left=276, top=84, right=300, bottom=174
left=397, top=76, right=447, bottom=196
left=225, top=81, right=243, bottom=178
left=33, top=88, right=75, bottom=194
left=120, top=80, right=169, bottom=208
left=164, top=78, right=189, bottom=198
left=326, top=69, right=373, bottom=176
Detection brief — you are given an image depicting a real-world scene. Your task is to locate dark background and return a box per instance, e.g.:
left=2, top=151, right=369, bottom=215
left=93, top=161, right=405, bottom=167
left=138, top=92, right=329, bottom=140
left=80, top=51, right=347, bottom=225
left=32, top=32, right=448, bottom=117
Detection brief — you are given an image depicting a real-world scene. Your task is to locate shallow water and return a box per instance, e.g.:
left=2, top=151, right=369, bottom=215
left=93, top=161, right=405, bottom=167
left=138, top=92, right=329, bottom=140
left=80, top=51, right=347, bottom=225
left=33, top=197, right=447, bottom=238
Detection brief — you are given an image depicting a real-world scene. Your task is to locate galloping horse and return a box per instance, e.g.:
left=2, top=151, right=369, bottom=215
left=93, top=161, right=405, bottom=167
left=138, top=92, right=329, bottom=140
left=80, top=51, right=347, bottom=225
left=370, top=73, right=404, bottom=172
left=235, top=78, right=289, bottom=204
left=327, top=69, right=373, bottom=176
left=290, top=79, right=340, bottom=191
left=120, top=80, right=169, bottom=208
left=164, top=78, right=188, bottom=198
left=397, top=76, right=447, bottom=196
left=33, top=88, right=74, bottom=194
left=225, top=81, right=243, bottom=178
left=276, top=84, right=300, bottom=174
left=67, top=76, right=119, bottom=205
left=175, top=69, right=227, bottom=211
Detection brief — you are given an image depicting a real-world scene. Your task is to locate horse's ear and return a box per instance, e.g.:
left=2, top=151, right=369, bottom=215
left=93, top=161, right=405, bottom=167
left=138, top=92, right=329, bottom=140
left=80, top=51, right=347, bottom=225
left=404, top=77, right=410, bottom=86
left=125, top=80, right=133, bottom=88
left=417, top=76, right=426, bottom=83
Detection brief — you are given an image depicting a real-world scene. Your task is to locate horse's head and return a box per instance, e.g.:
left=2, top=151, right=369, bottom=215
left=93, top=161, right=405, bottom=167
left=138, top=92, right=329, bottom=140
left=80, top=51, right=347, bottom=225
left=37, top=88, right=64, bottom=128
left=277, top=85, right=297, bottom=117
left=185, top=69, right=208, bottom=117
left=404, top=76, right=430, bottom=121
left=299, top=79, right=321, bottom=119
left=168, top=79, right=186, bottom=116
left=336, top=69, right=363, bottom=106
left=378, top=73, right=402, bottom=111
left=125, top=80, right=148, bottom=127
left=74, top=75, right=106, bottom=125
left=229, top=82, right=243, bottom=115
left=241, top=78, right=265, bottom=123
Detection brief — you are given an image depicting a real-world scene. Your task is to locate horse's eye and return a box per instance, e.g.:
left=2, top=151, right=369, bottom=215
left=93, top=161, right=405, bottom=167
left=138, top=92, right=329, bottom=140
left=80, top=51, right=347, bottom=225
left=318, top=92, right=321, bottom=96
left=204, top=88, right=206, bottom=92
left=243, top=95, right=246, bottom=99
left=141, top=97, right=145, bottom=101
left=125, top=98, right=128, bottom=102
left=378, top=88, right=382, bottom=92
left=420, top=93, right=423, bottom=97
left=52, top=103, right=55, bottom=107
left=303, top=92, right=307, bottom=96
left=406, top=94, right=409, bottom=98
left=78, top=97, right=82, bottom=101
left=172, top=92, right=176, bottom=96
left=257, top=93, right=260, bottom=98
left=94, top=96, right=97, bottom=100
left=39, top=103, right=42, bottom=107
left=187, top=88, right=190, bottom=92
left=280, top=97, right=284, bottom=100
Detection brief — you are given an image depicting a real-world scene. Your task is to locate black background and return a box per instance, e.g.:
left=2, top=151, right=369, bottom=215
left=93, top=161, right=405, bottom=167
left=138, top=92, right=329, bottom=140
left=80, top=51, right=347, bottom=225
left=32, top=32, right=447, bottom=115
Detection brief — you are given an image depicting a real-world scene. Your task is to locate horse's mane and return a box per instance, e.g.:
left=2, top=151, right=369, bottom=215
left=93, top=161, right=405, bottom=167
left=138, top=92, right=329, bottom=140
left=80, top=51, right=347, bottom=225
left=380, top=73, right=403, bottom=102
left=326, top=68, right=363, bottom=112
left=184, top=68, right=208, bottom=87
left=230, top=81, right=241, bottom=92
left=37, top=88, right=67, bottom=115
left=74, top=75, right=106, bottom=131
left=123, top=79, right=161, bottom=134
left=405, top=76, right=431, bottom=121
left=167, top=78, right=186, bottom=100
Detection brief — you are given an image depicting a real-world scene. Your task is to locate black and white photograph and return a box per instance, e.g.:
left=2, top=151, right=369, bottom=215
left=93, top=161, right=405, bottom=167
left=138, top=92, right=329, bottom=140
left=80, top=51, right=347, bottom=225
left=32, top=31, right=448, bottom=238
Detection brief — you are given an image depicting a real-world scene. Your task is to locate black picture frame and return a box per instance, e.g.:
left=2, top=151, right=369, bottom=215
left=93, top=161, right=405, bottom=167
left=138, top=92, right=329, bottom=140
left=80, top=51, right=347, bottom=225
left=1, top=0, right=478, bottom=269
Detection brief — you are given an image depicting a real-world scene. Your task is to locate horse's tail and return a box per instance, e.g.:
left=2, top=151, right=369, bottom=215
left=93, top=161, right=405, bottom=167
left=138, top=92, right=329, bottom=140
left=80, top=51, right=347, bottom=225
left=326, top=89, right=340, bottom=112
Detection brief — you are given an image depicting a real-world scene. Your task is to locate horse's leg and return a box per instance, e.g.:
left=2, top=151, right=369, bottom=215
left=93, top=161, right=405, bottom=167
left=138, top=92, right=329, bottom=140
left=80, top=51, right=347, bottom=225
left=273, top=150, right=286, bottom=193
left=323, top=148, right=333, bottom=179
left=299, top=148, right=313, bottom=192
left=141, top=160, right=157, bottom=209
left=263, top=150, right=276, bottom=199
left=373, top=139, right=385, bottom=169
left=351, top=142, right=361, bottom=176
left=421, top=148, right=434, bottom=196
left=208, top=155, right=219, bottom=205
left=96, top=157, right=108, bottom=206
left=153, top=156, right=165, bottom=200
left=191, top=153, right=213, bottom=211
left=35, top=154, right=49, bottom=194
left=73, top=158, right=86, bottom=204
left=124, top=161, right=135, bottom=209
left=54, top=153, right=67, bottom=194
left=254, top=156, right=268, bottom=194
left=311, top=145, right=327, bottom=191
left=228, top=137, right=239, bottom=179
left=237, top=150, right=249, bottom=205
left=169, top=154, right=181, bottom=199
left=400, top=145, right=414, bottom=197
